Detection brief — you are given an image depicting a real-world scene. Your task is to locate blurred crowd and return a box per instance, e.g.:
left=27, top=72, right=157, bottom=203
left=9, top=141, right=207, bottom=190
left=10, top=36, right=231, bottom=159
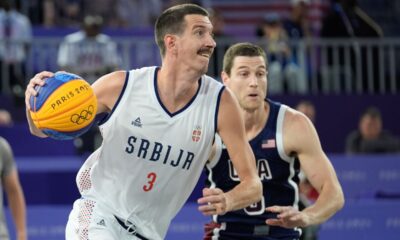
left=0, top=0, right=399, bottom=156
left=8, top=0, right=214, bottom=28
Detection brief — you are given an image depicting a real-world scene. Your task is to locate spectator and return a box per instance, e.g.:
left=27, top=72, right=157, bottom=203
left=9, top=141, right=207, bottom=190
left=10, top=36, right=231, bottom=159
left=0, top=109, right=12, bottom=126
left=321, top=0, right=383, bottom=39
left=0, top=137, right=27, bottom=240
left=116, top=0, right=162, bottom=28
left=43, top=0, right=82, bottom=28
left=346, top=107, right=400, bottom=154
left=256, top=13, right=304, bottom=95
left=0, top=0, right=32, bottom=104
left=57, top=14, right=120, bottom=155
left=296, top=100, right=315, bottom=123
left=81, top=0, right=119, bottom=27
left=57, top=15, right=120, bottom=84
left=284, top=0, right=311, bottom=39
left=320, top=0, right=383, bottom=93
left=283, top=0, right=312, bottom=94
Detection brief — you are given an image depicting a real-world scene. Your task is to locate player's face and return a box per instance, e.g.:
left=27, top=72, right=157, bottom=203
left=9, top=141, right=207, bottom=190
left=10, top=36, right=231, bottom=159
left=360, top=115, right=382, bottom=140
left=176, top=15, right=216, bottom=74
left=223, top=56, right=267, bottom=111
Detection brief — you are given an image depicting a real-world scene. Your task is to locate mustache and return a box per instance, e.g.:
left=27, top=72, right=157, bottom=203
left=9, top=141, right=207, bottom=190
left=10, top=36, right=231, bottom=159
left=197, top=47, right=213, bottom=55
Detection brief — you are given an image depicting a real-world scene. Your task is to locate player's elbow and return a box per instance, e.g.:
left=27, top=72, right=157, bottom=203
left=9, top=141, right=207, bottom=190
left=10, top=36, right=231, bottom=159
left=332, top=185, right=345, bottom=213
left=336, top=189, right=345, bottom=212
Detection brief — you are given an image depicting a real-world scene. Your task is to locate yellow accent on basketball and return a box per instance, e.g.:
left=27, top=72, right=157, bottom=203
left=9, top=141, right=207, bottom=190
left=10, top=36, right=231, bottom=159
left=30, top=79, right=97, bottom=133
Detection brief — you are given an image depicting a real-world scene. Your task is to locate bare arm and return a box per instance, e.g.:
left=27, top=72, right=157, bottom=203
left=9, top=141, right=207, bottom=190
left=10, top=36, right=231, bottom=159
left=198, top=88, right=262, bottom=215
left=4, top=169, right=27, bottom=240
left=24, top=71, right=127, bottom=137
left=266, top=109, right=344, bottom=227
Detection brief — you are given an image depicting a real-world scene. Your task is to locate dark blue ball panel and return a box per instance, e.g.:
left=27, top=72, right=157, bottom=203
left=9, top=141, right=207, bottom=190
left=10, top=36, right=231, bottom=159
left=42, top=120, right=94, bottom=140
left=29, top=72, right=83, bottom=112
left=55, top=72, right=83, bottom=82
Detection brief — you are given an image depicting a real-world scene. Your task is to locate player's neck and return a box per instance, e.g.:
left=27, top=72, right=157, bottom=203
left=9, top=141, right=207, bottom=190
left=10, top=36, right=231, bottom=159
left=157, top=66, right=200, bottom=113
left=243, top=102, right=269, bottom=140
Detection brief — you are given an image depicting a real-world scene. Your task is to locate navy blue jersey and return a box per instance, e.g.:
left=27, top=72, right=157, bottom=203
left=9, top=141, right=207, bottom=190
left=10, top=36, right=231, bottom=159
left=205, top=99, right=301, bottom=239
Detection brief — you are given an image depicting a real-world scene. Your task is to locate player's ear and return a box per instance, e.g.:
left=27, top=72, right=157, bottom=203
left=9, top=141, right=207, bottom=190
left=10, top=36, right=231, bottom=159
left=221, top=71, right=230, bottom=85
left=164, top=34, right=177, bottom=54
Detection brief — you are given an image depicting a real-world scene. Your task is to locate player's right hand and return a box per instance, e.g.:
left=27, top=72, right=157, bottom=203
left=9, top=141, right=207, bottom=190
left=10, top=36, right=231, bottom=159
left=25, top=71, right=54, bottom=110
left=198, top=187, right=229, bottom=216
left=265, top=205, right=310, bottom=228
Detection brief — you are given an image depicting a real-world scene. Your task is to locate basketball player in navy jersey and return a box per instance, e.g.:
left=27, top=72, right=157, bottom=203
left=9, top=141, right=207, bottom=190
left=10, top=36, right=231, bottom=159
left=24, top=4, right=262, bottom=240
left=203, top=42, right=344, bottom=240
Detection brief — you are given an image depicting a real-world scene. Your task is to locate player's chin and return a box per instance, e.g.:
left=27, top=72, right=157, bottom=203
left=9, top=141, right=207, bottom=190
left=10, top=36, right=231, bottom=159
left=199, top=64, right=209, bottom=75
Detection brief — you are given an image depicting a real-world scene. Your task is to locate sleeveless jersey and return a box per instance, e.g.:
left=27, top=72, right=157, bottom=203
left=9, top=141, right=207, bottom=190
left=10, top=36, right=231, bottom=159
left=205, top=99, right=301, bottom=239
left=76, top=66, right=225, bottom=239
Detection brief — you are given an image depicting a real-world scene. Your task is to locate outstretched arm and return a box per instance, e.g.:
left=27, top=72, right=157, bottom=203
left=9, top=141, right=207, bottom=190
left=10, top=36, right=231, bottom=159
left=266, top=109, right=344, bottom=228
left=198, top=88, right=262, bottom=215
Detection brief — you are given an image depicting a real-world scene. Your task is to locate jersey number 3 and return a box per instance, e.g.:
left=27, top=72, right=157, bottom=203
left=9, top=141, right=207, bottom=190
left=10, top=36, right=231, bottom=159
left=143, top=172, right=157, bottom=192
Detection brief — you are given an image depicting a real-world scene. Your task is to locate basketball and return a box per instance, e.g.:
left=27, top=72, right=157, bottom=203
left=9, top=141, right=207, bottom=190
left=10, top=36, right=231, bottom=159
left=29, top=72, right=97, bottom=140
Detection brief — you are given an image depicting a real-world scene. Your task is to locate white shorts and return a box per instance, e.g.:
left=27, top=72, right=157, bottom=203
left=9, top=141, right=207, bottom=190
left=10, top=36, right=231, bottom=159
left=65, top=198, right=148, bottom=240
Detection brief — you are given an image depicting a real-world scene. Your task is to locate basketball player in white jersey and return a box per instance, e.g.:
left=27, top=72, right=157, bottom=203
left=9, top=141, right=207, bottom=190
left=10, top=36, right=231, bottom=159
left=24, top=4, right=262, bottom=240
left=203, top=43, right=344, bottom=239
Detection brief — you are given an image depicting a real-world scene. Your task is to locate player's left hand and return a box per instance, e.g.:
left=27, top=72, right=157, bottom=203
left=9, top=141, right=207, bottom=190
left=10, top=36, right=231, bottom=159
left=197, top=187, right=229, bottom=216
left=265, top=206, right=310, bottom=228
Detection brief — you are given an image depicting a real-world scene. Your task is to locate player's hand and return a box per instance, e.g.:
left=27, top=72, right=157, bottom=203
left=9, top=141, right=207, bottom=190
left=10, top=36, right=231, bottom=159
left=197, top=187, right=229, bottom=216
left=265, top=206, right=310, bottom=228
left=25, top=71, right=54, bottom=110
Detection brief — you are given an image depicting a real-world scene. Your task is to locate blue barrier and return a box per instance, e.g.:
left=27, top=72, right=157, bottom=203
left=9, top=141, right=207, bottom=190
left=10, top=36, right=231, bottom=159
left=0, top=124, right=76, bottom=156
left=5, top=200, right=400, bottom=240
left=331, top=155, right=400, bottom=199
left=319, top=199, right=400, bottom=240
left=5, top=154, right=400, bottom=239
left=14, top=154, right=400, bottom=205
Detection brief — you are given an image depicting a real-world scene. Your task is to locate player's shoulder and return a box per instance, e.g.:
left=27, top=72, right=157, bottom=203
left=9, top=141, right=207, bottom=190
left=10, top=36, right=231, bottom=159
left=283, top=105, right=313, bottom=133
left=284, top=105, right=308, bottom=121
left=92, top=71, right=127, bottom=94
left=92, top=71, right=128, bottom=113
left=96, top=33, right=113, bottom=43
left=64, top=31, right=85, bottom=43
left=129, top=66, right=157, bottom=74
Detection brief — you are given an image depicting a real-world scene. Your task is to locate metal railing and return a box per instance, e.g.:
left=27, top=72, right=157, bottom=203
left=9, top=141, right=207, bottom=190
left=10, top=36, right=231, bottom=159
left=1, top=37, right=399, bottom=96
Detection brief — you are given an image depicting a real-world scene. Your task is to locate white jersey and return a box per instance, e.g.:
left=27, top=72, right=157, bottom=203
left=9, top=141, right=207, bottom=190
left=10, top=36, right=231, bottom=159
left=76, top=66, right=224, bottom=239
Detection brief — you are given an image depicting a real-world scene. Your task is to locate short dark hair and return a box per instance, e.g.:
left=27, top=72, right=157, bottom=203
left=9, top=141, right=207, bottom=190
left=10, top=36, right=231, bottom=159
left=362, top=106, right=381, bottom=119
left=222, top=42, right=268, bottom=75
left=155, top=4, right=209, bottom=57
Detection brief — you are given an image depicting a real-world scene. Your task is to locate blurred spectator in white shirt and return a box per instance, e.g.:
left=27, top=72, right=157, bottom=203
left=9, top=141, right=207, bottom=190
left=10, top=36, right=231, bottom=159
left=57, top=15, right=120, bottom=84
left=0, top=0, right=32, bottom=101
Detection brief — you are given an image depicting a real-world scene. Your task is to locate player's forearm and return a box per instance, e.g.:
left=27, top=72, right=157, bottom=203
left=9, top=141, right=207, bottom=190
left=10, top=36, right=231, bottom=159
left=225, top=177, right=262, bottom=212
left=302, top=181, right=344, bottom=226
